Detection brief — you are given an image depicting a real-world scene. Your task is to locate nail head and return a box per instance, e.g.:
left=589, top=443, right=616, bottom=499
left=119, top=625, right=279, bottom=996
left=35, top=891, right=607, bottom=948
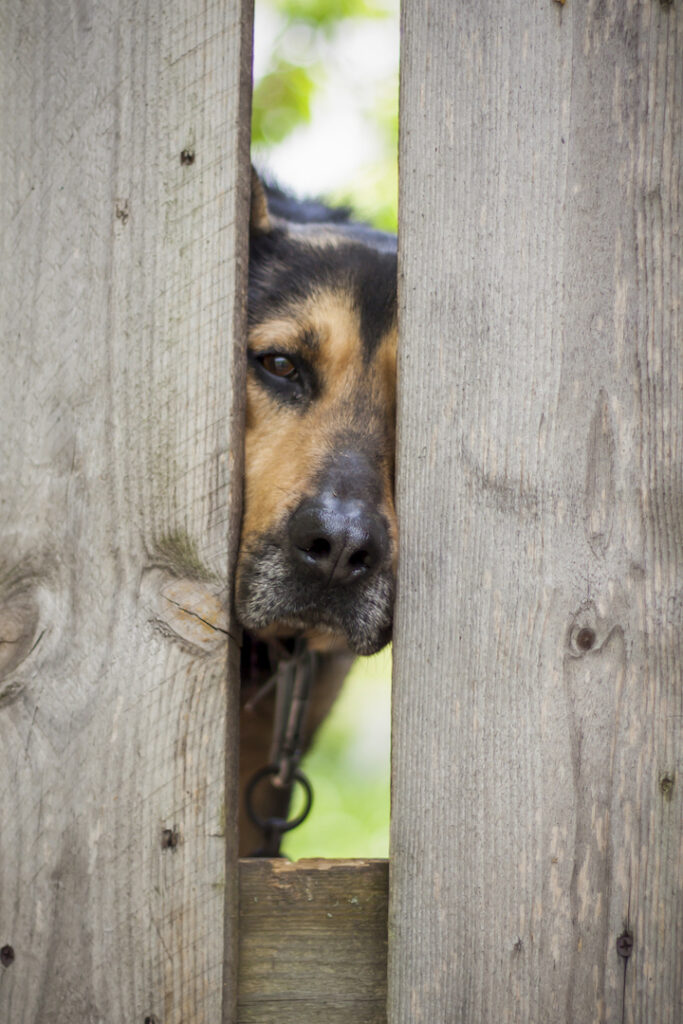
left=659, top=772, right=675, bottom=799
left=616, top=930, right=633, bottom=959
left=161, top=826, right=179, bottom=850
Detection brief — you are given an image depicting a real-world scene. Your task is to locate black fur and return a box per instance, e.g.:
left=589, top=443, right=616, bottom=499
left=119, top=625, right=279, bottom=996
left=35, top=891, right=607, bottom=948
left=249, top=185, right=397, bottom=363
left=262, top=182, right=353, bottom=224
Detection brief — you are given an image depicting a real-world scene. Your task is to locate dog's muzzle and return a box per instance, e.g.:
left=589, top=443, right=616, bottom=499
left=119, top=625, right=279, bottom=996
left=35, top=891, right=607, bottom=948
left=287, top=492, right=389, bottom=588
left=236, top=452, right=395, bottom=656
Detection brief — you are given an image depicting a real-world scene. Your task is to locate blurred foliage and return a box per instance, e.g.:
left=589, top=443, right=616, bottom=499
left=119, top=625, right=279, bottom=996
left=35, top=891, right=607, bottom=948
left=272, top=0, right=391, bottom=27
left=252, top=56, right=320, bottom=146
left=330, top=77, right=398, bottom=232
left=252, top=0, right=398, bottom=231
left=283, top=649, right=392, bottom=860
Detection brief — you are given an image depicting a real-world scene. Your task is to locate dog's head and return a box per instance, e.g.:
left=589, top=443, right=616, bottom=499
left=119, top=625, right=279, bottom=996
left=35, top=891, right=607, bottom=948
left=235, top=173, right=397, bottom=657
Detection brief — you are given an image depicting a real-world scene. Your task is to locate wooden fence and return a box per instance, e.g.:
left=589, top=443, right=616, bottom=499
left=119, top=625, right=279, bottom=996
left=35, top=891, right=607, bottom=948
left=1, top=1, right=680, bottom=1022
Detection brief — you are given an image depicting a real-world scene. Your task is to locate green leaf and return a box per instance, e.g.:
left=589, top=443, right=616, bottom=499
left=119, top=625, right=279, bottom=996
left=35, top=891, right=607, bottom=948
left=252, top=59, right=322, bottom=146
left=272, top=0, right=392, bottom=28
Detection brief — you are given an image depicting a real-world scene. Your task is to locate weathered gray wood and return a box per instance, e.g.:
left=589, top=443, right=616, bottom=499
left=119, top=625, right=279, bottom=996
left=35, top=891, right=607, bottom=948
left=0, top=2, right=252, bottom=1021
left=392, top=2, right=681, bottom=1023
left=238, top=859, right=388, bottom=1023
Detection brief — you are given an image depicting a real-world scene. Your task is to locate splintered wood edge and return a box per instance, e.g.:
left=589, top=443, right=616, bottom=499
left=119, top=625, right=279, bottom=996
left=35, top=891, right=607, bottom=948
left=237, top=859, right=389, bottom=1024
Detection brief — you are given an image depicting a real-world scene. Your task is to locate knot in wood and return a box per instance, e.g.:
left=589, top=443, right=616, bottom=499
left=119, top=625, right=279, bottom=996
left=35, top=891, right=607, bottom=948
left=576, top=627, right=596, bottom=651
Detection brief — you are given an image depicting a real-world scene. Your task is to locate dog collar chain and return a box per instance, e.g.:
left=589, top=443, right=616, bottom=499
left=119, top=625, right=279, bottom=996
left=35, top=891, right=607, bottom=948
left=244, top=638, right=318, bottom=856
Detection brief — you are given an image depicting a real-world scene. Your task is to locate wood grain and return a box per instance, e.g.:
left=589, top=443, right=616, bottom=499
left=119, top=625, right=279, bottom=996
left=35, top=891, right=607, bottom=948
left=392, top=2, right=681, bottom=1022
left=238, top=859, right=388, bottom=1024
left=0, top=1, right=252, bottom=1021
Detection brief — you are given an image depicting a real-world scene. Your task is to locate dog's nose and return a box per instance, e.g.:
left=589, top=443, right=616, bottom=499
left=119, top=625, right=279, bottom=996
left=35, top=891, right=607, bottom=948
left=288, top=495, right=389, bottom=585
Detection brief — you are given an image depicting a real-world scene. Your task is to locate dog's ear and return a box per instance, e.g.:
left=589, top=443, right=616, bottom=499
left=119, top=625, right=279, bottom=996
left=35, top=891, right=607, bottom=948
left=250, top=166, right=272, bottom=235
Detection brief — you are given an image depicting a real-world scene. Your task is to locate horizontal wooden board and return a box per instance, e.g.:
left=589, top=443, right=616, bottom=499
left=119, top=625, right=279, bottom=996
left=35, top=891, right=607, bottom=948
left=238, top=859, right=388, bottom=1024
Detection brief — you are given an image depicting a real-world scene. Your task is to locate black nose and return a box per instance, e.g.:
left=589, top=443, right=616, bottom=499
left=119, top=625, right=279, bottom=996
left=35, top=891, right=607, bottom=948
left=288, top=495, right=389, bottom=586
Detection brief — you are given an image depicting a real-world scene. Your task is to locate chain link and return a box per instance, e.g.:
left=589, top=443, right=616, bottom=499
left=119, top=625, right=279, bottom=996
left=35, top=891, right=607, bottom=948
left=244, top=640, right=317, bottom=855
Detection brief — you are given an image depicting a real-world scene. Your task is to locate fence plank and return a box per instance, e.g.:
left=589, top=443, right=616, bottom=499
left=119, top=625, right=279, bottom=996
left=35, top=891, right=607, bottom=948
left=392, top=2, right=681, bottom=1023
left=0, top=2, right=252, bottom=1021
left=238, top=859, right=388, bottom=1024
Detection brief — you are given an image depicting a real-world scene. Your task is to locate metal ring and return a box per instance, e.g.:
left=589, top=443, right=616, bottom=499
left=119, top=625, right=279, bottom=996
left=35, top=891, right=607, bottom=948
left=244, top=765, right=313, bottom=833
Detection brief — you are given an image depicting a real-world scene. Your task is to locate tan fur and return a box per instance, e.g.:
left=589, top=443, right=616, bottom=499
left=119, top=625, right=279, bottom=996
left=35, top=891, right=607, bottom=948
left=240, top=289, right=397, bottom=575
left=272, top=219, right=348, bottom=248
left=250, top=168, right=271, bottom=233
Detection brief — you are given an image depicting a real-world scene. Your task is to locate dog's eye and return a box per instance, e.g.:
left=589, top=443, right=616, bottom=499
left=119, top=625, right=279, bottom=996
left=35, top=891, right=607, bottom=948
left=259, top=353, right=298, bottom=380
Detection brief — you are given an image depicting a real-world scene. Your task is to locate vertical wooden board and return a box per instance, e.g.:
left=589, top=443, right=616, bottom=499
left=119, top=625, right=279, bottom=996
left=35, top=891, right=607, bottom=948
left=0, top=1, right=252, bottom=1021
left=392, top=2, right=681, bottom=1023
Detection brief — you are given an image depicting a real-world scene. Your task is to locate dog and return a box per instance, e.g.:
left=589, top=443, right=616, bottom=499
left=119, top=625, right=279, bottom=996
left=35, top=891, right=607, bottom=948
left=237, top=171, right=397, bottom=854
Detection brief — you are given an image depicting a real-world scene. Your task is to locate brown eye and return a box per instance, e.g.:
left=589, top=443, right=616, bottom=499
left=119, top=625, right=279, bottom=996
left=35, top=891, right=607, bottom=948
left=259, top=353, right=298, bottom=379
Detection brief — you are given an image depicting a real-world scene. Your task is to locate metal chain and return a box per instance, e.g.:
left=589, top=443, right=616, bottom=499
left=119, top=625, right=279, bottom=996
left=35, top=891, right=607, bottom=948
left=244, top=640, right=317, bottom=855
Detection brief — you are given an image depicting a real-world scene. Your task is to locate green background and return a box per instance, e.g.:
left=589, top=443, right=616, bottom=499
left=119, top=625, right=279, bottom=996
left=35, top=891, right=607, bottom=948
left=252, top=0, right=398, bottom=232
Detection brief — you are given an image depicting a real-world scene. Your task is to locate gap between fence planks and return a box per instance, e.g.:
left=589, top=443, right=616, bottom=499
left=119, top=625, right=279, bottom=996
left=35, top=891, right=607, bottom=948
left=238, top=859, right=388, bottom=1024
